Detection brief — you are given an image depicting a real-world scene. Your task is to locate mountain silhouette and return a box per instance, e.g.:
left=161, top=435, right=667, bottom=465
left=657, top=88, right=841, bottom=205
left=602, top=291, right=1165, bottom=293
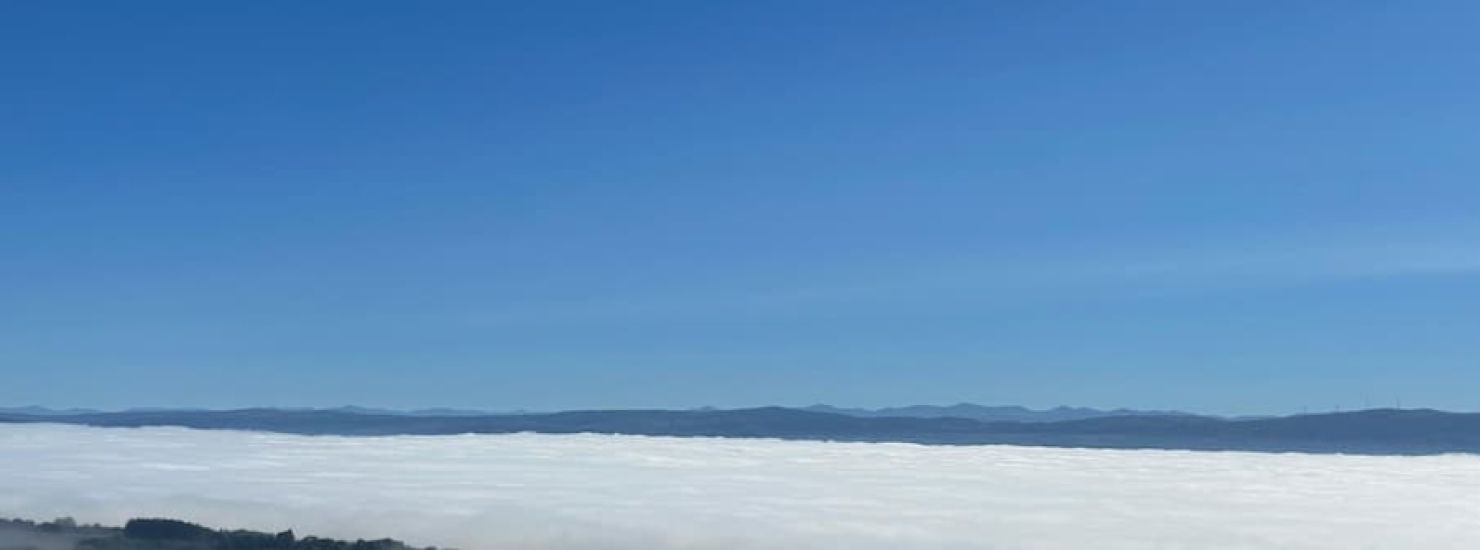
left=802, top=403, right=1192, bottom=422
left=3, top=406, right=1477, bottom=455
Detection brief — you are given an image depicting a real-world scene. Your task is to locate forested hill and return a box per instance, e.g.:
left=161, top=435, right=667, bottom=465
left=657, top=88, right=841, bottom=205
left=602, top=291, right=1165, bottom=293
left=3, top=407, right=1479, bottom=455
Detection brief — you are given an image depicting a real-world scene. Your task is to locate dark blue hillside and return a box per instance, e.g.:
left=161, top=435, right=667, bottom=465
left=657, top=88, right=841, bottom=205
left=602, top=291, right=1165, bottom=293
left=4, top=407, right=1480, bottom=455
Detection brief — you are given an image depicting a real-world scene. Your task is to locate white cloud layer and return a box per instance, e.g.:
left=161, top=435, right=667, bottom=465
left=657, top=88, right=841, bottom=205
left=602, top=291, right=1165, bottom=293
left=3, top=424, right=1480, bottom=549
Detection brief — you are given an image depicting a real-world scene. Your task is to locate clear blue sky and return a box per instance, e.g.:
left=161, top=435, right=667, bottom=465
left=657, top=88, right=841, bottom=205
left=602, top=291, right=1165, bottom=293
left=3, top=1, right=1479, bottom=415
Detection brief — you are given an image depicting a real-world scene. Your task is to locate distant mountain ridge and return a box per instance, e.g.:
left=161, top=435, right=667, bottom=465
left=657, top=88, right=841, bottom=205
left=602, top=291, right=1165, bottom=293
left=0, top=405, right=102, bottom=416
left=802, top=403, right=1194, bottom=422
left=4, top=406, right=1480, bottom=455
left=0, top=403, right=1193, bottom=421
left=0, top=405, right=523, bottom=417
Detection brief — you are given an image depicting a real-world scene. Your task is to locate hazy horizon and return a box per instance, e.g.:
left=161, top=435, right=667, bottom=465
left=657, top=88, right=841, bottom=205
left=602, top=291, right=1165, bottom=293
left=0, top=400, right=1443, bottom=418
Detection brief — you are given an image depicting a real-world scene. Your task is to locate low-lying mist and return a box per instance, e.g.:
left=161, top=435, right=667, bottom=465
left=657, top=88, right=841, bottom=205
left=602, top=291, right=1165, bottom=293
left=2, top=423, right=1478, bottom=549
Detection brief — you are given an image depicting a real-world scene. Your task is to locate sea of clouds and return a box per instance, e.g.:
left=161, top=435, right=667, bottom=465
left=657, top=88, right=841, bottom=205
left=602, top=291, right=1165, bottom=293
left=2, top=423, right=1479, bottom=549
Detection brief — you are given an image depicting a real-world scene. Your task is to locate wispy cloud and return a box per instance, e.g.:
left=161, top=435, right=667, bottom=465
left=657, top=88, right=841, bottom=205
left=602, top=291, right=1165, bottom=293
left=3, top=424, right=1479, bottom=549
left=475, top=233, right=1480, bottom=325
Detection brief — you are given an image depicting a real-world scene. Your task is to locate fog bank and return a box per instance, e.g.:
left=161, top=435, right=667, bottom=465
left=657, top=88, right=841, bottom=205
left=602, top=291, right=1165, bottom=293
left=2, top=424, right=1478, bottom=549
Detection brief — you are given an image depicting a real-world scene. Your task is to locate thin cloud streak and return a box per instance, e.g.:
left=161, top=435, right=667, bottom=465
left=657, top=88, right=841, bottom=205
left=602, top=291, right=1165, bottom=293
left=474, top=236, right=1480, bottom=325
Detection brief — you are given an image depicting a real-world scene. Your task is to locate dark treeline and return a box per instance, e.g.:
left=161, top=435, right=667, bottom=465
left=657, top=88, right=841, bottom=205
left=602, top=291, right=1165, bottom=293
left=0, top=517, right=437, bottom=550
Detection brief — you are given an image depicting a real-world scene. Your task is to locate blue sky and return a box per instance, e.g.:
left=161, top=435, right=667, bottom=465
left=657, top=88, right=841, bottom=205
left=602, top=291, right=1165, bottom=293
left=3, top=1, right=1479, bottom=415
